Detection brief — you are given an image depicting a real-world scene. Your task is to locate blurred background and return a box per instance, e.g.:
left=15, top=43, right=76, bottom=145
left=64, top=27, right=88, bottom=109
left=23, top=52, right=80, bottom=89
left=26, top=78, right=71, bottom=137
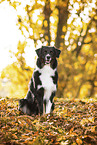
left=0, top=0, right=97, bottom=100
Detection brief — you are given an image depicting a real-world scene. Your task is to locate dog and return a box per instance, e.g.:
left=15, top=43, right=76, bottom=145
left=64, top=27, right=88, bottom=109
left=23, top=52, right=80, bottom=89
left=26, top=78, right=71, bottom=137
left=19, top=46, right=61, bottom=115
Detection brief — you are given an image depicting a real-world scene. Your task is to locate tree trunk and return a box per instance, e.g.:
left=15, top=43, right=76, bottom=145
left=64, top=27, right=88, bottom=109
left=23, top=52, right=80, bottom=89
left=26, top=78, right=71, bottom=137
left=43, top=0, right=52, bottom=45
left=55, top=0, right=69, bottom=48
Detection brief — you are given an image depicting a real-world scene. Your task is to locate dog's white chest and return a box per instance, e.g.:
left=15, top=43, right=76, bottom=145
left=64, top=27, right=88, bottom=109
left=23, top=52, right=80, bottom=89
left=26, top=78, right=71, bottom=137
left=39, top=65, right=56, bottom=100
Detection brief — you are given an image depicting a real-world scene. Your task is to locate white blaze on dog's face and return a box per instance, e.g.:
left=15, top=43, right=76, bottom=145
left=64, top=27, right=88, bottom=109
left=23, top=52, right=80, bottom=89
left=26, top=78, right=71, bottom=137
left=36, top=46, right=61, bottom=64
left=45, top=54, right=51, bottom=64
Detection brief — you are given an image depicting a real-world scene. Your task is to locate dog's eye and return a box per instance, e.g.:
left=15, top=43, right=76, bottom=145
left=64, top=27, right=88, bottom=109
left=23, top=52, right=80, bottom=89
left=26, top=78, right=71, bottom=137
left=50, top=50, right=53, bottom=54
left=44, top=50, right=47, bottom=53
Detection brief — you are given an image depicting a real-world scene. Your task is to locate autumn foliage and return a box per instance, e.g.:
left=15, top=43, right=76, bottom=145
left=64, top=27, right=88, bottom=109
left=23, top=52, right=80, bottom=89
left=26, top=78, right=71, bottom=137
left=0, top=0, right=97, bottom=99
left=0, top=97, right=97, bottom=145
left=0, top=0, right=97, bottom=144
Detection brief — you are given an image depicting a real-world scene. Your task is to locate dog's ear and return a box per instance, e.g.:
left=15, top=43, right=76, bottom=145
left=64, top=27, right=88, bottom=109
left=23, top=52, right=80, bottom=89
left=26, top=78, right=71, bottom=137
left=53, top=47, right=61, bottom=58
left=35, top=48, right=42, bottom=57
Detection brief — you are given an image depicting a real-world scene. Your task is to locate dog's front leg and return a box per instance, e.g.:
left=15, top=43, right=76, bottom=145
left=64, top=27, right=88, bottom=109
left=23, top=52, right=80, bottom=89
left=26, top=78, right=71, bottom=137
left=46, top=100, right=52, bottom=114
left=45, top=91, right=55, bottom=114
left=37, top=96, right=43, bottom=114
left=37, top=87, right=44, bottom=114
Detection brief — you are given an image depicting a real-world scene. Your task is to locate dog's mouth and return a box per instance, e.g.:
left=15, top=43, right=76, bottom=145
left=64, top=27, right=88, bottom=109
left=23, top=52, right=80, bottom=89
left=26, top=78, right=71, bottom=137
left=45, top=55, right=51, bottom=64
left=45, top=60, right=51, bottom=64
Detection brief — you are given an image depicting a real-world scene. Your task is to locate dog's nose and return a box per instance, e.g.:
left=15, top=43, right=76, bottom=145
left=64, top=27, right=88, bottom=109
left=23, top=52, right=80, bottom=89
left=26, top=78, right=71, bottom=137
left=47, top=56, right=50, bottom=60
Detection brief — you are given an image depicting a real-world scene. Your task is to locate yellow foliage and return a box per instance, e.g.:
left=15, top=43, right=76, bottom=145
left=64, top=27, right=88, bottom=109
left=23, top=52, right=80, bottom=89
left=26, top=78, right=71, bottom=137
left=74, top=74, right=82, bottom=82
left=91, top=126, right=96, bottom=132
left=94, top=15, right=97, bottom=20
left=45, top=35, right=49, bottom=40
left=80, top=83, right=91, bottom=98
left=61, top=35, right=65, bottom=39
left=76, top=138, right=82, bottom=145
left=84, top=36, right=91, bottom=44
left=0, top=0, right=97, bottom=100
left=44, top=20, right=48, bottom=27
left=66, top=92, right=72, bottom=98
left=62, top=26, right=66, bottom=32
left=72, top=43, right=77, bottom=49
left=85, top=62, right=96, bottom=75
left=1, top=41, right=33, bottom=98
left=57, top=0, right=67, bottom=7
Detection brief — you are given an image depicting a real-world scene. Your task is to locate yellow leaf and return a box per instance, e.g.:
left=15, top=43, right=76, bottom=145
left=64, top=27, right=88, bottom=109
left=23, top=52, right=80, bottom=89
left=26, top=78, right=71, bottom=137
left=44, top=20, right=48, bottom=27
left=69, top=127, right=74, bottom=134
left=12, top=134, right=18, bottom=139
left=45, top=35, right=49, bottom=40
left=76, top=137, right=82, bottom=145
left=32, top=119, right=38, bottom=124
left=88, top=117, right=94, bottom=123
left=94, top=15, right=97, bottom=20
left=80, top=118, right=88, bottom=126
left=61, top=35, right=65, bottom=39
left=91, top=126, right=96, bottom=132
left=72, top=143, right=77, bottom=145
left=62, top=26, right=66, bottom=32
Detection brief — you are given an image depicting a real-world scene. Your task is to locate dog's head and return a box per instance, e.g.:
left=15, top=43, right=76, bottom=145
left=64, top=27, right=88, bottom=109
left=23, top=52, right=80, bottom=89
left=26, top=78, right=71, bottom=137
left=36, top=46, right=61, bottom=65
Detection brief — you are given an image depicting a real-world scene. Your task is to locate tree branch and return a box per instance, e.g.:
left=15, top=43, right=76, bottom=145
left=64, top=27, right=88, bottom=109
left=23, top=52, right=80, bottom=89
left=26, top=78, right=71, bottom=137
left=72, top=18, right=93, bottom=57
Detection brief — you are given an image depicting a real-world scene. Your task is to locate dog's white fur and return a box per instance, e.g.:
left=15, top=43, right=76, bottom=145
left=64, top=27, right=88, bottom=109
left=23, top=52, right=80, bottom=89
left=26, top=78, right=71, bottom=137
left=34, top=64, right=57, bottom=114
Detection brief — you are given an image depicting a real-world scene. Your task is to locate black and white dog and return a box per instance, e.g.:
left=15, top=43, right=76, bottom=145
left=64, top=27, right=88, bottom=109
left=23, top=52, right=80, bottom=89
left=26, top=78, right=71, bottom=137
left=19, top=46, right=61, bottom=115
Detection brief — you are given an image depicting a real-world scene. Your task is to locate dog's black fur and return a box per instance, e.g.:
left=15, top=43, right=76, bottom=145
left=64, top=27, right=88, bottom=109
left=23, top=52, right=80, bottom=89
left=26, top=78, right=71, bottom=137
left=19, top=46, right=61, bottom=115
left=19, top=98, right=39, bottom=115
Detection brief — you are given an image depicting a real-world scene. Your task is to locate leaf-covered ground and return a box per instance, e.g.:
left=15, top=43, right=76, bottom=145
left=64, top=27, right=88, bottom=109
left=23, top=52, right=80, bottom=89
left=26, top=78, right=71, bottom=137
left=0, top=97, right=97, bottom=145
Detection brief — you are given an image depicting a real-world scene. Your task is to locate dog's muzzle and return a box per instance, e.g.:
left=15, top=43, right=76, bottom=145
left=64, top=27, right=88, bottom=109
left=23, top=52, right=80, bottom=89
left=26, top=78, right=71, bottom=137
left=45, top=54, right=51, bottom=64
